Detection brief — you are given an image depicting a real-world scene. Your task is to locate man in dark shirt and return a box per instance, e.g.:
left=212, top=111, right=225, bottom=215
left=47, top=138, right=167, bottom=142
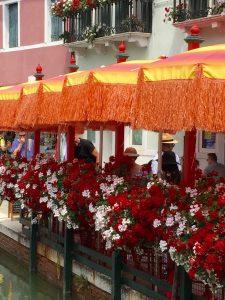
left=74, top=134, right=99, bottom=164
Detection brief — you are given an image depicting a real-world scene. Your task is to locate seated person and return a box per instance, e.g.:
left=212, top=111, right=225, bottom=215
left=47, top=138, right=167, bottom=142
left=204, top=153, right=225, bottom=178
left=124, top=147, right=141, bottom=177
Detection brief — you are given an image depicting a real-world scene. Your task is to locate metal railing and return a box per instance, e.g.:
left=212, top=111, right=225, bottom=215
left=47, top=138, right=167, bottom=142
left=172, top=0, right=217, bottom=22
left=20, top=214, right=225, bottom=299
left=63, top=0, right=152, bottom=43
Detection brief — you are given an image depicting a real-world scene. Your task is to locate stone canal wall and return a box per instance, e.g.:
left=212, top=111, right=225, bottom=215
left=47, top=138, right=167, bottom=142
left=0, top=219, right=148, bottom=300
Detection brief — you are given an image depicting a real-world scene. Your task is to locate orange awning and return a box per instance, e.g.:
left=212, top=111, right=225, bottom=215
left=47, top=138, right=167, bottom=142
left=133, top=44, right=225, bottom=132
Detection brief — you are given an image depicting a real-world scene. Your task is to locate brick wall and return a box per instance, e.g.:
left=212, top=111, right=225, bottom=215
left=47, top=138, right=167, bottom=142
left=0, top=232, right=110, bottom=300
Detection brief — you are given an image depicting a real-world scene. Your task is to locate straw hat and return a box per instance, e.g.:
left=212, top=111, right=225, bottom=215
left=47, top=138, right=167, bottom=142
left=162, top=133, right=178, bottom=144
left=124, top=147, right=139, bottom=157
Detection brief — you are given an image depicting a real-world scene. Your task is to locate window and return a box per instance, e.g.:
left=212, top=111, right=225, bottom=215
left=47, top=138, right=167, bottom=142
left=132, top=130, right=143, bottom=145
left=87, top=130, right=96, bottom=143
left=50, top=0, right=63, bottom=41
left=6, top=3, right=18, bottom=48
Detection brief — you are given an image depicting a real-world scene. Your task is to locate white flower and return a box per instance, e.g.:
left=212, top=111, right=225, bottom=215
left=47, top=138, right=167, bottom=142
left=153, top=219, right=161, bottom=228
left=47, top=169, right=52, bottom=176
left=174, top=212, right=181, bottom=222
left=170, top=204, right=178, bottom=211
left=112, top=234, right=120, bottom=241
left=166, top=216, right=174, bottom=227
left=82, top=189, right=91, bottom=198
left=186, top=187, right=198, bottom=198
left=40, top=197, right=48, bottom=203
left=159, top=240, right=167, bottom=252
left=89, top=203, right=96, bottom=213
left=118, top=224, right=127, bottom=232
left=102, top=227, right=113, bottom=239
left=169, top=246, right=176, bottom=256
left=147, top=182, right=154, bottom=189
left=105, top=240, right=112, bottom=250
left=38, top=172, right=44, bottom=178
left=190, top=204, right=201, bottom=216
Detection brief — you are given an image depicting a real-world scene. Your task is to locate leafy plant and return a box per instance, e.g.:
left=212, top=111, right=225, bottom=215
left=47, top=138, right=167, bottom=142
left=120, top=15, right=144, bottom=32
left=76, top=274, right=90, bottom=292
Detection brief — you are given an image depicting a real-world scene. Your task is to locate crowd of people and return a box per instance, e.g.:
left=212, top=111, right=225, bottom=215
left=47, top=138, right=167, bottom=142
left=0, top=131, right=225, bottom=183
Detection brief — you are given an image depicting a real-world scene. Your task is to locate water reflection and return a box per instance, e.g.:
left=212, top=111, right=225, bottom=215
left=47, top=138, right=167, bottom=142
left=0, top=249, right=74, bottom=300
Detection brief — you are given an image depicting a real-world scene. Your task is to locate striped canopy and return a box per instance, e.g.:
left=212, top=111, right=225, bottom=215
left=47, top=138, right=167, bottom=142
left=14, top=60, right=158, bottom=129
left=133, top=44, right=225, bottom=132
left=2, top=45, right=225, bottom=132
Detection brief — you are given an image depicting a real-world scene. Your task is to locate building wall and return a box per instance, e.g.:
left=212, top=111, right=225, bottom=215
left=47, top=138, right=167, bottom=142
left=0, top=45, right=69, bottom=85
left=20, top=0, right=45, bottom=46
left=0, top=0, right=70, bottom=85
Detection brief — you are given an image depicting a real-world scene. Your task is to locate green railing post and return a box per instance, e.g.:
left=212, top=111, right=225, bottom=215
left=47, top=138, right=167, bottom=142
left=112, top=249, right=122, bottom=300
left=29, top=213, right=38, bottom=273
left=179, top=266, right=192, bottom=300
left=63, top=227, right=73, bottom=295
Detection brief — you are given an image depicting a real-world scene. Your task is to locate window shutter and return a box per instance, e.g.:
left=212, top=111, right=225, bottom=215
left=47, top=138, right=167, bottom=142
left=9, top=3, right=18, bottom=48
left=51, top=0, right=62, bottom=41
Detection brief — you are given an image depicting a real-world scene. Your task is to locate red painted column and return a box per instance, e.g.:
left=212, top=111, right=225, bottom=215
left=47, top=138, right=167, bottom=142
left=66, top=52, right=79, bottom=162
left=115, top=42, right=129, bottom=158
left=183, top=26, right=204, bottom=186
left=33, top=64, right=44, bottom=156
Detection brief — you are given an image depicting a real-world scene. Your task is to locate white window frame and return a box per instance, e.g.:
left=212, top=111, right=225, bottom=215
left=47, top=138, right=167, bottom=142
left=1, top=0, right=20, bottom=49
left=198, top=131, right=218, bottom=154
left=44, top=0, right=63, bottom=44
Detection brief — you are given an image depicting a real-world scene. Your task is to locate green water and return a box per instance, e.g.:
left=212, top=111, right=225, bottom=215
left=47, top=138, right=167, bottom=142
left=0, top=249, right=71, bottom=300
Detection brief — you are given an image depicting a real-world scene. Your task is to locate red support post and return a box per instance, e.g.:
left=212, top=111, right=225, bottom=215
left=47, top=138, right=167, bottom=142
left=66, top=52, right=78, bottom=162
left=183, top=26, right=204, bottom=186
left=33, top=64, right=44, bottom=156
left=115, top=42, right=129, bottom=158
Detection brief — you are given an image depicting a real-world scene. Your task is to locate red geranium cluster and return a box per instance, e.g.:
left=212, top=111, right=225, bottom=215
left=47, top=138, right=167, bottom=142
left=17, top=155, right=62, bottom=214
left=91, top=179, right=166, bottom=254
left=0, top=155, right=28, bottom=203
left=64, top=160, right=99, bottom=228
left=155, top=175, right=225, bottom=293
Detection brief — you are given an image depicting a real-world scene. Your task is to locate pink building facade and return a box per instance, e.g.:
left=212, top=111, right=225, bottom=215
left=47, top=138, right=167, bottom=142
left=0, top=0, right=70, bottom=86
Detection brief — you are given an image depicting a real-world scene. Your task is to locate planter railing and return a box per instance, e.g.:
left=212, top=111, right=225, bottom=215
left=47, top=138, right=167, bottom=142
left=19, top=214, right=223, bottom=299
left=63, top=0, right=152, bottom=42
left=172, top=0, right=216, bottom=22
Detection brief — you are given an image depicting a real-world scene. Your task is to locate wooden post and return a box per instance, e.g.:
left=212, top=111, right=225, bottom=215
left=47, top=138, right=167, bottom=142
left=63, top=227, right=73, bottom=295
left=115, top=42, right=128, bottom=159
left=62, top=51, right=79, bottom=295
left=112, top=250, right=122, bottom=300
left=66, top=126, right=75, bottom=162
left=29, top=213, right=38, bottom=273
left=115, top=123, right=125, bottom=159
left=179, top=266, right=192, bottom=300
left=33, top=64, right=44, bottom=156
left=183, top=26, right=204, bottom=186
left=66, top=52, right=79, bottom=162
left=157, top=132, right=163, bottom=178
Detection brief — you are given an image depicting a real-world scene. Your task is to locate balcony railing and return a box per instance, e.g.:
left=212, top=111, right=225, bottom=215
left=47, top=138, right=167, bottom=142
left=172, top=0, right=217, bottom=23
left=63, top=0, right=152, bottom=43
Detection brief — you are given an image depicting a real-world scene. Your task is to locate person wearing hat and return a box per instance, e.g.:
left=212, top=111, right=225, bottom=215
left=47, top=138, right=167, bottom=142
left=151, top=133, right=181, bottom=177
left=11, top=132, right=34, bottom=160
left=124, top=147, right=141, bottom=177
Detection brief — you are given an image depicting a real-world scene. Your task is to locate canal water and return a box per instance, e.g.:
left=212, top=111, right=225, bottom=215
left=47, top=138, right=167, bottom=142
left=0, top=248, right=73, bottom=300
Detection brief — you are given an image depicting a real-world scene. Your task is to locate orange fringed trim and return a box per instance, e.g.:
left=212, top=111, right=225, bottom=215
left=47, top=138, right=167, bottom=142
left=0, top=100, right=20, bottom=129
left=195, top=77, right=225, bottom=132
left=57, top=76, right=89, bottom=123
left=15, top=84, right=43, bottom=129
left=132, top=67, right=199, bottom=132
left=86, top=81, right=136, bottom=123
left=132, top=67, right=225, bottom=132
